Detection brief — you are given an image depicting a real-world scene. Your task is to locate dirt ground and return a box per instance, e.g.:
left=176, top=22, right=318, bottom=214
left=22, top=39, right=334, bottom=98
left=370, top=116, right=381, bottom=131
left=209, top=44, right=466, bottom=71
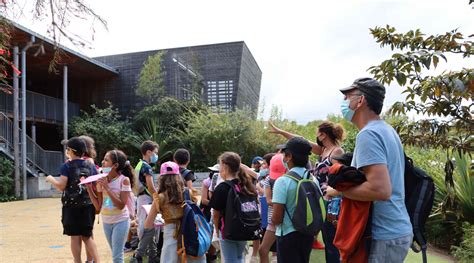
left=0, top=198, right=114, bottom=263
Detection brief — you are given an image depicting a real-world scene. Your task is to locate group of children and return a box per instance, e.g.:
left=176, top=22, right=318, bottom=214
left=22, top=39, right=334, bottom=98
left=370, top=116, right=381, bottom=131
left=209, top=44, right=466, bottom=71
left=46, top=120, right=352, bottom=263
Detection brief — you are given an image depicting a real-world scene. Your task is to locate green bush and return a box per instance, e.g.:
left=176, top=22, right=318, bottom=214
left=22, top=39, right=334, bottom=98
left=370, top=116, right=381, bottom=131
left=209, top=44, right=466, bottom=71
left=69, top=103, right=138, bottom=162
left=0, top=155, right=15, bottom=201
left=452, top=222, right=474, bottom=262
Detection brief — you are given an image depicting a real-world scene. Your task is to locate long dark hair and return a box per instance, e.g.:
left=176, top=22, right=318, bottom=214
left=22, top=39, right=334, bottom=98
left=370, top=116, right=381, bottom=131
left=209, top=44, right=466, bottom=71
left=219, top=152, right=257, bottom=196
left=158, top=174, right=184, bottom=204
left=108, top=149, right=135, bottom=189
left=318, top=121, right=345, bottom=145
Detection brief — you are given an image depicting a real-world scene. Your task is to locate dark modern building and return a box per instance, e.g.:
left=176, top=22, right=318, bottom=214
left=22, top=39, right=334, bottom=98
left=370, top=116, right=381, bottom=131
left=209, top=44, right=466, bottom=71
left=0, top=21, right=261, bottom=198
left=94, top=41, right=262, bottom=115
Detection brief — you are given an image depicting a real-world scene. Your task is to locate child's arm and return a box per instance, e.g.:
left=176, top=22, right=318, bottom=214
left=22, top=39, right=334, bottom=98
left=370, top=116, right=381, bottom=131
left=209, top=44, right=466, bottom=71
left=213, top=210, right=221, bottom=235
left=45, top=175, right=68, bottom=191
left=145, top=174, right=156, bottom=194
left=265, top=186, right=273, bottom=206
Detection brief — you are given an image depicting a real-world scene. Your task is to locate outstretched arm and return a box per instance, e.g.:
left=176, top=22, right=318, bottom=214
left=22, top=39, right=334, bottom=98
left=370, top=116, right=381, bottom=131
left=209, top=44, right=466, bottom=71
left=268, top=121, right=323, bottom=155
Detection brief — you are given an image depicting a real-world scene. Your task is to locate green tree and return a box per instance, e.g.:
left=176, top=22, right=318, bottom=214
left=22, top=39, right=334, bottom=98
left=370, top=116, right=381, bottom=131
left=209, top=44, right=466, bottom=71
left=368, top=25, right=473, bottom=153
left=69, top=103, right=138, bottom=162
left=136, top=51, right=167, bottom=103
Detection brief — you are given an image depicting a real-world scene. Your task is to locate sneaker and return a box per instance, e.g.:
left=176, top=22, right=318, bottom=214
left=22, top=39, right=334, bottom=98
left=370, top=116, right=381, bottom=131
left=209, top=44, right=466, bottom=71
left=250, top=256, right=259, bottom=263
left=129, top=253, right=143, bottom=263
left=312, top=240, right=325, bottom=250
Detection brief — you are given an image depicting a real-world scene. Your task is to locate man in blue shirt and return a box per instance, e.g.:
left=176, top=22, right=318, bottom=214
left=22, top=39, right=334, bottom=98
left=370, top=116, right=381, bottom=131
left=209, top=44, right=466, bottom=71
left=272, top=136, right=314, bottom=263
left=336, top=77, right=413, bottom=263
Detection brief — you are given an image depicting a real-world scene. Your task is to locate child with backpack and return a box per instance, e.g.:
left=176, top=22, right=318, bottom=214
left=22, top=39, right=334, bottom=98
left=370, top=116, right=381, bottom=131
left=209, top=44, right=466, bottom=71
left=85, top=149, right=135, bottom=263
left=174, top=148, right=197, bottom=190
left=259, top=153, right=286, bottom=263
left=132, top=140, right=160, bottom=262
left=140, top=161, right=206, bottom=263
left=209, top=152, right=261, bottom=263
left=272, top=137, right=324, bottom=263
left=46, top=137, right=100, bottom=263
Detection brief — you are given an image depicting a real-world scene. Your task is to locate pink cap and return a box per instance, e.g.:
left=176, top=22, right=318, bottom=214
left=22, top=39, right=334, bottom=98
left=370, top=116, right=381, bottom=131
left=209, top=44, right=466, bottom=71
left=269, top=153, right=287, bottom=180
left=160, top=161, right=180, bottom=176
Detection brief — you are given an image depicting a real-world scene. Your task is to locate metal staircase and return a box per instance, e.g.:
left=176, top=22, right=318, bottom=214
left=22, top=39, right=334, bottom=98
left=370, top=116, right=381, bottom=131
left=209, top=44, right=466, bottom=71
left=0, top=112, right=63, bottom=176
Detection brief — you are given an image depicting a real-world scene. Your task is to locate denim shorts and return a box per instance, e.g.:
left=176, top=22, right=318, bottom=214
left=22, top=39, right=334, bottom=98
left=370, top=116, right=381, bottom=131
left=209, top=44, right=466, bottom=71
left=369, top=234, right=413, bottom=263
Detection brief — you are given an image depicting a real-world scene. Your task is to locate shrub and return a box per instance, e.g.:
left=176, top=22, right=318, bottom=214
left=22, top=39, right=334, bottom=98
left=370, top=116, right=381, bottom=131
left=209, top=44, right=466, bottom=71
left=452, top=222, right=474, bottom=262
left=0, top=155, right=15, bottom=201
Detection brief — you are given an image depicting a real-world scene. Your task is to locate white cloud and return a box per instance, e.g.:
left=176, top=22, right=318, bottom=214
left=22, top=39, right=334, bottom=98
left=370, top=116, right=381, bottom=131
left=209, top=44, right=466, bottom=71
left=11, top=0, right=474, bottom=124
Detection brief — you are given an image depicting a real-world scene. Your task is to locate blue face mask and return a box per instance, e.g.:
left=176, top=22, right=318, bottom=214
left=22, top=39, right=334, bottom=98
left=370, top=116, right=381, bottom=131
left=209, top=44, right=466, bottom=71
left=259, top=168, right=269, bottom=178
left=150, top=153, right=158, bottom=164
left=341, top=99, right=355, bottom=122
left=102, top=167, right=112, bottom=173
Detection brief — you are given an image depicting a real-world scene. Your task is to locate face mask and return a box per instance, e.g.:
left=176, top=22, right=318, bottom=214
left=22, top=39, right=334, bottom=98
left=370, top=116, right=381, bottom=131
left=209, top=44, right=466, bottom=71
left=102, top=167, right=112, bottom=173
left=316, top=137, right=324, bottom=147
left=341, top=99, right=355, bottom=122
left=283, top=159, right=289, bottom=170
left=259, top=168, right=269, bottom=178
left=150, top=153, right=158, bottom=164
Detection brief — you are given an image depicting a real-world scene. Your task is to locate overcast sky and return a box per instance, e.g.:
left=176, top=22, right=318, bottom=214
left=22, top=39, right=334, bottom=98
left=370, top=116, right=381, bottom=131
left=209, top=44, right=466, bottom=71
left=11, top=0, right=474, bottom=123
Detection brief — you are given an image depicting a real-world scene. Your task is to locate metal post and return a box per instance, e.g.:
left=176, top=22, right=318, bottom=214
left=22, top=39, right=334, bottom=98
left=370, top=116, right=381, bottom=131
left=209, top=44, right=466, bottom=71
left=21, top=50, right=27, bottom=200
left=21, top=36, right=34, bottom=200
left=63, top=65, right=68, bottom=150
left=13, top=46, right=20, bottom=198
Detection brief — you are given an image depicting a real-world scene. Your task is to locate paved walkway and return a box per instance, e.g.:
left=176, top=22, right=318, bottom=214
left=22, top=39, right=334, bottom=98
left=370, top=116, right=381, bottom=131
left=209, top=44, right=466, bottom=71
left=0, top=198, right=454, bottom=263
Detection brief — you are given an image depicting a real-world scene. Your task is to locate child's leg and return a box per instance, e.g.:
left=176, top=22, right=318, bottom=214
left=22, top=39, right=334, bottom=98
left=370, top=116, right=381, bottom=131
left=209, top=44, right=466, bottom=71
left=85, top=234, right=94, bottom=261
left=82, top=235, right=100, bottom=263
left=135, top=200, right=158, bottom=257
left=252, top=239, right=260, bottom=256
left=259, top=228, right=276, bottom=263
left=70, top=236, right=82, bottom=263
left=111, top=220, right=130, bottom=263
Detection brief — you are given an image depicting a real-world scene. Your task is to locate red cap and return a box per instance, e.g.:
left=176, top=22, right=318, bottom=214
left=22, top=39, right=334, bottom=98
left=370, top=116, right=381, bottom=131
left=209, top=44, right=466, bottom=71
left=269, top=153, right=286, bottom=180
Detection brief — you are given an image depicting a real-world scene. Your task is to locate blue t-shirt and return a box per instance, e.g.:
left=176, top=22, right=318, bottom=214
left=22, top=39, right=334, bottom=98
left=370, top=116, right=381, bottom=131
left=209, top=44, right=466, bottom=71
left=272, top=166, right=307, bottom=236
left=352, top=120, right=412, bottom=240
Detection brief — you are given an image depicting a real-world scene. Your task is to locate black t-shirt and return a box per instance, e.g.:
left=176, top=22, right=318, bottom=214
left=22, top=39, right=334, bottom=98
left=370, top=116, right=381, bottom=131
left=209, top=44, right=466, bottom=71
left=180, top=167, right=197, bottom=183
left=209, top=179, right=238, bottom=232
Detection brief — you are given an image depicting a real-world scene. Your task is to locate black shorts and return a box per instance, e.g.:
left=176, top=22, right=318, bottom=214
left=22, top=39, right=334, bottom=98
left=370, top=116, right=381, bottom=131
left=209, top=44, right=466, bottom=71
left=62, top=204, right=96, bottom=237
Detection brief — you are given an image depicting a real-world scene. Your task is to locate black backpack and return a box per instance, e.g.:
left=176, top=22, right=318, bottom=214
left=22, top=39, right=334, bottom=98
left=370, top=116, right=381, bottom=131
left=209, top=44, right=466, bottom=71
left=404, top=154, right=435, bottom=263
left=284, top=170, right=325, bottom=236
left=223, top=181, right=262, bottom=241
left=61, top=161, right=93, bottom=207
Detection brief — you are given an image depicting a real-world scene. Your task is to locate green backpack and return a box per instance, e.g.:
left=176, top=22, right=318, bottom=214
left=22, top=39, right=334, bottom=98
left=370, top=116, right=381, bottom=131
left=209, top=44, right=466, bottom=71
left=284, top=170, right=326, bottom=236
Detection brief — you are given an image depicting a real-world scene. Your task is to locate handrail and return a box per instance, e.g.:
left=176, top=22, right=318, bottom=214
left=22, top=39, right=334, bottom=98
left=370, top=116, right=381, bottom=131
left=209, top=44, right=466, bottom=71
left=0, top=112, right=64, bottom=176
left=0, top=89, right=80, bottom=124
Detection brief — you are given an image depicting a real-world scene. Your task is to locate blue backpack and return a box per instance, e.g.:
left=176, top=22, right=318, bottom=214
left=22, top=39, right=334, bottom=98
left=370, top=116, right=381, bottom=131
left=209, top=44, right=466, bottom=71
left=178, top=189, right=212, bottom=258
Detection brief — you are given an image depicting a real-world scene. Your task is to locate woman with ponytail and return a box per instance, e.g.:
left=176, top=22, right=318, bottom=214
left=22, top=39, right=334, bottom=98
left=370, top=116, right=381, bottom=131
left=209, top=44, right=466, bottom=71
left=209, top=152, right=258, bottom=263
left=86, top=149, right=135, bottom=263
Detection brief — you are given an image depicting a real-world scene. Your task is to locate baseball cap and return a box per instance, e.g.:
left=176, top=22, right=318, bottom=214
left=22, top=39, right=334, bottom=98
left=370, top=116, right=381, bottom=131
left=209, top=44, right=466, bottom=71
left=208, top=164, right=220, bottom=171
left=160, top=161, right=180, bottom=176
left=252, top=156, right=264, bottom=165
left=340, top=77, right=386, bottom=106
left=269, top=153, right=286, bottom=180
left=63, top=137, right=86, bottom=156
left=332, top=152, right=353, bottom=166
left=281, top=137, right=312, bottom=157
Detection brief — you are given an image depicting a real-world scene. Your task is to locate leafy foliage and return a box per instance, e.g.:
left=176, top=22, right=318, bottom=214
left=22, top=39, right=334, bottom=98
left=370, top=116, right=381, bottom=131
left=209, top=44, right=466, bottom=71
left=0, top=155, right=15, bottom=201
left=368, top=25, right=473, bottom=153
left=69, top=103, right=138, bottom=162
left=452, top=222, right=474, bottom=262
left=136, top=51, right=167, bottom=104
